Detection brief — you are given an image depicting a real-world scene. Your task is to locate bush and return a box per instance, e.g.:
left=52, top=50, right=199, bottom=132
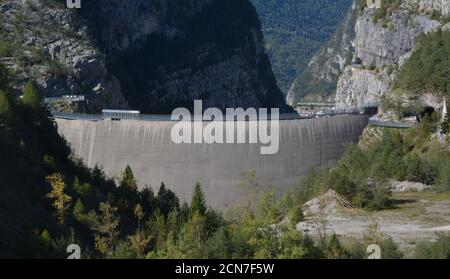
left=433, top=158, right=450, bottom=192
left=21, top=81, right=41, bottom=112
left=43, top=154, right=56, bottom=170
left=289, top=204, right=304, bottom=226
left=415, top=233, right=450, bottom=259
left=0, top=40, right=18, bottom=58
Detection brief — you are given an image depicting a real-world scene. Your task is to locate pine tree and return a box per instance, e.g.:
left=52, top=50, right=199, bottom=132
left=128, top=230, right=150, bottom=258
left=46, top=173, right=72, bottom=225
left=134, top=203, right=144, bottom=230
left=128, top=203, right=150, bottom=258
left=117, top=165, right=138, bottom=211
left=177, top=213, right=207, bottom=258
left=94, top=202, right=120, bottom=257
left=440, top=112, right=449, bottom=135
left=190, top=182, right=207, bottom=216
left=140, top=185, right=156, bottom=215
left=157, top=182, right=179, bottom=216
left=73, top=199, right=86, bottom=223
left=120, top=165, right=137, bottom=191
left=127, top=203, right=149, bottom=257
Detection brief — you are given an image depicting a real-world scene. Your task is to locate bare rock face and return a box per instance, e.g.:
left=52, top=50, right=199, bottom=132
left=87, top=0, right=289, bottom=113
left=0, top=0, right=290, bottom=113
left=413, top=0, right=450, bottom=15
left=336, top=66, right=392, bottom=111
left=77, top=0, right=213, bottom=56
left=308, top=3, right=358, bottom=85
left=0, top=0, right=128, bottom=111
left=389, top=180, right=431, bottom=193
left=287, top=2, right=358, bottom=105
left=354, top=12, right=439, bottom=67
left=334, top=1, right=450, bottom=113
left=85, top=0, right=289, bottom=113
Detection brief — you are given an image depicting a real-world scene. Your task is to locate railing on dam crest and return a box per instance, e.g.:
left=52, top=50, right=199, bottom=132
left=51, top=110, right=311, bottom=122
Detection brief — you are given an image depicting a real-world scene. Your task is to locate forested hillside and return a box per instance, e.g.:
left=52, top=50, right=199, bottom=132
left=1, top=59, right=450, bottom=258
left=0, top=63, right=348, bottom=258
left=250, top=0, right=352, bottom=94
left=395, top=30, right=450, bottom=99
left=0, top=64, right=346, bottom=259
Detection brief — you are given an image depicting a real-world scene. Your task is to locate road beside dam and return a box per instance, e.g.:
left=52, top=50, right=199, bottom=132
left=55, top=115, right=368, bottom=209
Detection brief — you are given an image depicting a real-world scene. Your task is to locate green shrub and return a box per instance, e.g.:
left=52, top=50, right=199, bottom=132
left=43, top=154, right=56, bottom=170
left=0, top=40, right=18, bottom=58
left=415, top=233, right=450, bottom=259
left=289, top=204, right=304, bottom=226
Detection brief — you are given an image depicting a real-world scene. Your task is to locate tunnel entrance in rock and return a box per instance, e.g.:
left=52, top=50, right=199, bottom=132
left=363, top=106, right=378, bottom=116
left=421, top=106, right=436, bottom=119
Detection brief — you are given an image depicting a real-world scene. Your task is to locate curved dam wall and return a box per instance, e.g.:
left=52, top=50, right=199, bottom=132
left=55, top=115, right=368, bottom=209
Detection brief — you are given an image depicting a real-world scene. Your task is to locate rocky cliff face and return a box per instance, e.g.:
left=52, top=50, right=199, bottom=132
left=335, top=0, right=450, bottom=112
left=0, top=0, right=128, bottom=111
left=287, top=2, right=357, bottom=105
left=0, top=0, right=289, bottom=113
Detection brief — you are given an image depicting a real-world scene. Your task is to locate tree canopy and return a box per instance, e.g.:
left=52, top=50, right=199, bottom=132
left=396, top=30, right=450, bottom=99
left=190, top=182, right=207, bottom=216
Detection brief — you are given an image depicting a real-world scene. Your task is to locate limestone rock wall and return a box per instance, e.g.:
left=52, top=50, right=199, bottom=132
left=0, top=0, right=289, bottom=113
left=335, top=0, right=449, bottom=112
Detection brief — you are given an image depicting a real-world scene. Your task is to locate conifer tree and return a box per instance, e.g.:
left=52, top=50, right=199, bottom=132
left=94, top=202, right=120, bottom=257
left=117, top=165, right=138, bottom=211
left=46, top=173, right=72, bottom=225
left=157, top=182, right=180, bottom=216
left=440, top=112, right=449, bottom=135
left=190, top=182, right=207, bottom=216
left=120, top=165, right=137, bottom=191
left=134, top=203, right=144, bottom=230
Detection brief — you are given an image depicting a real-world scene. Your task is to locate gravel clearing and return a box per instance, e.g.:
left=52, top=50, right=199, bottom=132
left=297, top=192, right=450, bottom=253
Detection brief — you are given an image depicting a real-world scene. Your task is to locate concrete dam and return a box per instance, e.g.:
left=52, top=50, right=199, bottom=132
left=55, top=115, right=368, bottom=209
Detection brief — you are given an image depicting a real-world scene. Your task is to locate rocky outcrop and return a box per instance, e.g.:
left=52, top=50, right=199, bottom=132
left=390, top=180, right=431, bottom=192
left=307, top=3, right=358, bottom=87
left=354, top=13, right=440, bottom=67
left=0, top=0, right=128, bottom=111
left=415, top=0, right=450, bottom=15
left=77, top=0, right=213, bottom=56
left=335, top=0, right=449, bottom=112
left=287, top=2, right=357, bottom=105
left=95, top=0, right=289, bottom=113
left=0, top=0, right=290, bottom=113
left=335, top=66, right=393, bottom=111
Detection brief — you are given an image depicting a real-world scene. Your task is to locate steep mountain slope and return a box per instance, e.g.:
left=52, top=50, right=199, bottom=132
left=287, top=2, right=358, bottom=105
left=0, top=67, right=184, bottom=258
left=288, top=0, right=450, bottom=112
left=0, top=0, right=290, bottom=113
left=335, top=0, right=450, bottom=114
left=250, top=0, right=352, bottom=95
left=0, top=0, right=128, bottom=111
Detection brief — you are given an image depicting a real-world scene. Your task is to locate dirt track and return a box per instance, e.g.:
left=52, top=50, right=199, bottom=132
left=297, top=192, right=450, bottom=254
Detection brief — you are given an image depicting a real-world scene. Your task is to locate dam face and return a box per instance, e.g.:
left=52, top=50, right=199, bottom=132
left=55, top=115, right=368, bottom=209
